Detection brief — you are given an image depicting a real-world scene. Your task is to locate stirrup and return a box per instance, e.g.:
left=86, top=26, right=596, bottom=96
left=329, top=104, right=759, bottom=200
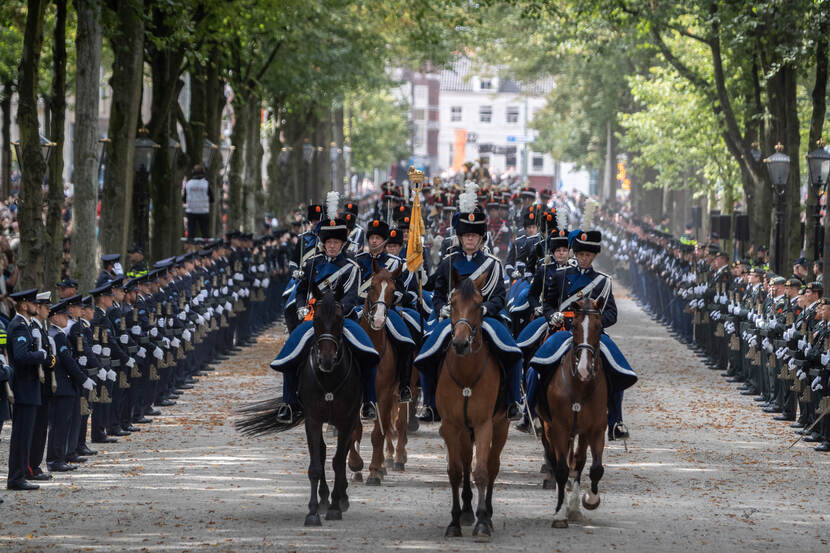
left=612, top=421, right=630, bottom=439
left=361, top=402, right=377, bottom=421
left=399, top=385, right=412, bottom=404
left=276, top=404, right=297, bottom=424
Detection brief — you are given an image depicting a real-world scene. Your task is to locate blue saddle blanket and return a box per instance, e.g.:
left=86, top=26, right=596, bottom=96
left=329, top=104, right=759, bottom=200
left=271, top=318, right=380, bottom=373
left=414, top=316, right=522, bottom=372
left=529, top=330, right=637, bottom=391
left=507, top=279, right=531, bottom=313
left=353, top=307, right=415, bottom=346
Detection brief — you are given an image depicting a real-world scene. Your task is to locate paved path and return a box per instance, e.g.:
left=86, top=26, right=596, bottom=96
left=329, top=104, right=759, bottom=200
left=1, top=291, right=828, bottom=552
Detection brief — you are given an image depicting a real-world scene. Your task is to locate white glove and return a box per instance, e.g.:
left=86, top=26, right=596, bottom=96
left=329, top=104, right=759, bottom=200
left=797, top=369, right=807, bottom=381
left=102, top=347, right=111, bottom=357
left=97, top=368, right=107, bottom=380
left=184, top=304, right=190, bottom=313
left=776, top=348, right=785, bottom=360
left=805, top=344, right=813, bottom=356
left=150, top=327, right=158, bottom=337
left=153, top=347, right=164, bottom=360
left=822, top=351, right=830, bottom=365
left=262, top=278, right=270, bottom=288
left=137, top=347, right=147, bottom=359
left=213, top=289, right=219, bottom=297
left=798, top=338, right=807, bottom=350
left=167, top=317, right=174, bottom=327
left=162, top=337, right=171, bottom=349
left=221, top=286, right=228, bottom=295
left=789, top=359, right=797, bottom=370
left=107, top=369, right=116, bottom=381
left=533, top=306, right=544, bottom=317
left=811, top=376, right=823, bottom=392
left=254, top=279, right=261, bottom=287
left=92, top=344, right=102, bottom=355
left=126, top=357, right=135, bottom=368
left=225, top=301, right=232, bottom=312
left=119, top=334, right=128, bottom=345
left=232, top=292, right=239, bottom=301
left=83, top=378, right=95, bottom=391
left=234, top=273, right=244, bottom=281
left=178, top=311, right=187, bottom=321
left=171, top=338, right=181, bottom=349
left=439, top=305, right=451, bottom=319
left=549, top=311, right=565, bottom=328
left=216, top=305, right=224, bottom=315
left=78, top=355, right=87, bottom=367
left=258, top=263, right=266, bottom=272
left=131, top=325, right=142, bottom=336
left=183, top=329, right=191, bottom=341
left=297, top=306, right=309, bottom=320
left=158, top=318, right=166, bottom=328
left=196, top=315, right=205, bottom=326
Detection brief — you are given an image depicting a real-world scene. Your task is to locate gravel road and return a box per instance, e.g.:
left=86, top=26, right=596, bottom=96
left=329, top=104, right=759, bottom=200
left=1, top=290, right=828, bottom=552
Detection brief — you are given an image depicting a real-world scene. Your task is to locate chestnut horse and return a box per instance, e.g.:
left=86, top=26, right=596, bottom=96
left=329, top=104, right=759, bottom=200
left=437, top=271, right=509, bottom=542
left=348, top=262, right=417, bottom=485
left=538, top=298, right=607, bottom=528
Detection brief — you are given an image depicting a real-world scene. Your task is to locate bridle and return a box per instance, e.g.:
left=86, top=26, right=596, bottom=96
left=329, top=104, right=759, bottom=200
left=570, top=306, right=600, bottom=380
left=311, top=331, right=344, bottom=374
left=450, top=312, right=482, bottom=356
left=364, top=298, right=389, bottom=331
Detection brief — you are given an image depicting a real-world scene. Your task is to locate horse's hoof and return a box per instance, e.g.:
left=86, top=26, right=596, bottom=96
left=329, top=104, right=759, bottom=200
left=408, top=418, right=420, bottom=432
left=582, top=491, right=601, bottom=511
left=393, top=461, right=405, bottom=472
left=304, top=513, right=322, bottom=527
left=352, top=472, right=363, bottom=483
left=385, top=458, right=395, bottom=469
left=366, top=476, right=381, bottom=486
left=459, top=508, right=475, bottom=526
left=472, top=521, right=492, bottom=542
left=349, top=460, right=364, bottom=472
left=325, top=509, right=342, bottom=521
left=552, top=519, right=568, bottom=529
left=444, top=524, right=462, bottom=538
left=542, top=478, right=555, bottom=490
left=339, top=498, right=350, bottom=513
left=379, top=466, right=388, bottom=476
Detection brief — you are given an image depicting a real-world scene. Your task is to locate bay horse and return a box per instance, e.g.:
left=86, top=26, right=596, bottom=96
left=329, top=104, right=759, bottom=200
left=348, top=261, right=414, bottom=485
left=437, top=270, right=509, bottom=542
left=538, top=298, right=607, bottom=528
left=237, top=281, right=363, bottom=526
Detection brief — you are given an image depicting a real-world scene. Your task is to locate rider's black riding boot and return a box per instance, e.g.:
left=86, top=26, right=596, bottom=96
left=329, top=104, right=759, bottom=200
left=397, top=352, right=413, bottom=404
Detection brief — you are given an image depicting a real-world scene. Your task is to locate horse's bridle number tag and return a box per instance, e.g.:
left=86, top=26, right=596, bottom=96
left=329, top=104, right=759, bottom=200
left=462, top=387, right=472, bottom=398
left=325, top=392, right=334, bottom=402
left=572, top=402, right=581, bottom=412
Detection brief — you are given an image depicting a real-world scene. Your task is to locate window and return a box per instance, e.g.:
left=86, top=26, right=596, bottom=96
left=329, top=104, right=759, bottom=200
left=451, top=106, right=462, bottom=122
left=479, top=105, right=492, bottom=123
left=480, top=78, right=492, bottom=90
left=413, top=108, right=425, bottom=121
left=532, top=155, right=544, bottom=171
left=506, top=153, right=517, bottom=168
left=506, top=106, right=520, bottom=124
left=414, top=85, right=428, bottom=107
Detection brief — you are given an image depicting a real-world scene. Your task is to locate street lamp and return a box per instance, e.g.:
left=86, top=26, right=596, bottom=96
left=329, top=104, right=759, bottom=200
left=764, top=142, right=791, bottom=274
left=806, top=139, right=830, bottom=259
left=202, top=139, right=218, bottom=171
left=302, top=142, right=315, bottom=200
left=12, top=133, right=56, bottom=173
left=133, top=128, right=159, bottom=250
left=749, top=142, right=762, bottom=163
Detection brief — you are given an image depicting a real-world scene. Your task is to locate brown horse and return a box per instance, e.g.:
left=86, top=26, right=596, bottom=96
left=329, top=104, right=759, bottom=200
left=348, top=261, right=417, bottom=485
left=437, top=271, right=509, bottom=542
left=538, top=298, right=607, bottom=528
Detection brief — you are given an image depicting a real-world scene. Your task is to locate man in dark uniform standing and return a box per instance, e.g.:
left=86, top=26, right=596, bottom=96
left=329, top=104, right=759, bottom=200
left=6, top=289, right=55, bottom=490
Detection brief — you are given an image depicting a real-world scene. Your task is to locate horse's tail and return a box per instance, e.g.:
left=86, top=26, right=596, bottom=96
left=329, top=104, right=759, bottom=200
left=235, top=398, right=304, bottom=436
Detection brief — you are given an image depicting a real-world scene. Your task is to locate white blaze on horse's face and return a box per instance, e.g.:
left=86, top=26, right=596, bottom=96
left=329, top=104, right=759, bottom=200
left=577, top=314, right=591, bottom=380
left=373, top=281, right=388, bottom=330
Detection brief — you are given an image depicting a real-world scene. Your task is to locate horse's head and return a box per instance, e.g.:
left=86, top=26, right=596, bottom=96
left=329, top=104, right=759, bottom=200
left=365, top=260, right=401, bottom=331
left=571, top=298, right=604, bottom=382
left=449, top=268, right=486, bottom=356
left=311, top=279, right=345, bottom=373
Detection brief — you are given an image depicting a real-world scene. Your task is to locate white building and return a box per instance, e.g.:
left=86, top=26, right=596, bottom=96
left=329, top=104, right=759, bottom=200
left=436, top=57, right=557, bottom=189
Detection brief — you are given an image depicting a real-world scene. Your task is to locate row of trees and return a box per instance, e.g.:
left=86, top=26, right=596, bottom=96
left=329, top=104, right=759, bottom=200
left=475, top=0, right=830, bottom=274
left=1, top=0, right=469, bottom=291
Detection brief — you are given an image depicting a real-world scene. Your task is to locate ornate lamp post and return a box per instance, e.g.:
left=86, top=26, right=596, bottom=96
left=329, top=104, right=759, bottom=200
left=133, top=128, right=159, bottom=250
left=806, top=139, right=830, bottom=260
left=202, top=139, right=218, bottom=171
left=764, top=143, right=791, bottom=274
left=12, top=133, right=56, bottom=174
left=302, top=142, right=315, bottom=200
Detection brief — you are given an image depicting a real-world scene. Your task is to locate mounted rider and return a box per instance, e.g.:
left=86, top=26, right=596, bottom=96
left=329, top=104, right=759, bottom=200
left=282, top=204, right=324, bottom=333
left=271, top=195, right=379, bottom=424
left=414, top=183, right=524, bottom=423
left=354, top=218, right=416, bottom=403
left=520, top=203, right=638, bottom=441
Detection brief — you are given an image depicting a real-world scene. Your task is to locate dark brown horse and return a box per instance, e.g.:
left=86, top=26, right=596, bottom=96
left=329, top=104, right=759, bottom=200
left=348, top=262, right=416, bottom=484
left=538, top=298, right=607, bottom=528
left=436, top=271, right=509, bottom=542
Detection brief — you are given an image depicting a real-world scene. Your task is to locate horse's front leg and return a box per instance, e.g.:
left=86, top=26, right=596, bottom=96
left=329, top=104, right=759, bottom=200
left=471, top=419, right=494, bottom=542
left=328, top=416, right=356, bottom=520
left=547, top=422, right=571, bottom=528
left=393, top=399, right=409, bottom=470
left=440, top=422, right=464, bottom=538
left=367, top=415, right=385, bottom=485
left=348, top=422, right=364, bottom=482
left=318, top=436, right=330, bottom=511
left=304, top=421, right=324, bottom=526
left=566, top=436, right=589, bottom=521
left=486, top=413, right=510, bottom=518
left=583, top=430, right=605, bottom=511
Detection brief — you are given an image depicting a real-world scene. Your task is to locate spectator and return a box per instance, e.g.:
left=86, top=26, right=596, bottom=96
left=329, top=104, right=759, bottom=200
left=183, top=165, right=213, bottom=238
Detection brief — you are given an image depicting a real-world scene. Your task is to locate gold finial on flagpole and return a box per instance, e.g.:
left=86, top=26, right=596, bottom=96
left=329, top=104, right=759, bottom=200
left=408, top=165, right=425, bottom=191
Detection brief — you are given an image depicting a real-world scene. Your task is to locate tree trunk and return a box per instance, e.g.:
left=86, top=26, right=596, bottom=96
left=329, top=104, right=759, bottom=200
left=266, top=110, right=282, bottom=217
left=332, top=104, right=345, bottom=194
left=45, top=0, right=68, bottom=292
left=227, top=92, right=247, bottom=232
left=1, top=81, right=11, bottom=200
left=100, top=0, right=144, bottom=259
left=71, top=0, right=102, bottom=291
left=808, top=28, right=828, bottom=272
left=16, top=0, right=48, bottom=289
left=244, top=93, right=261, bottom=232
left=204, top=52, right=225, bottom=236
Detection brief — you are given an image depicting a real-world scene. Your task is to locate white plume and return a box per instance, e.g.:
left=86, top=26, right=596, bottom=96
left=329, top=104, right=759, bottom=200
left=582, top=200, right=597, bottom=229
left=326, top=190, right=340, bottom=220
left=458, top=181, right=478, bottom=213
left=556, top=205, right=569, bottom=231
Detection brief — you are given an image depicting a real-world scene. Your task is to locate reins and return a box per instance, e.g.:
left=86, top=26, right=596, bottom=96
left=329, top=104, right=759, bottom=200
left=308, top=331, right=354, bottom=423
left=446, top=315, right=486, bottom=436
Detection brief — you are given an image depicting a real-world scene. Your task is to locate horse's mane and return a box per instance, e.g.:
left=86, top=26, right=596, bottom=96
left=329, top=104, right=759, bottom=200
left=315, top=290, right=339, bottom=323
left=458, top=277, right=478, bottom=301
